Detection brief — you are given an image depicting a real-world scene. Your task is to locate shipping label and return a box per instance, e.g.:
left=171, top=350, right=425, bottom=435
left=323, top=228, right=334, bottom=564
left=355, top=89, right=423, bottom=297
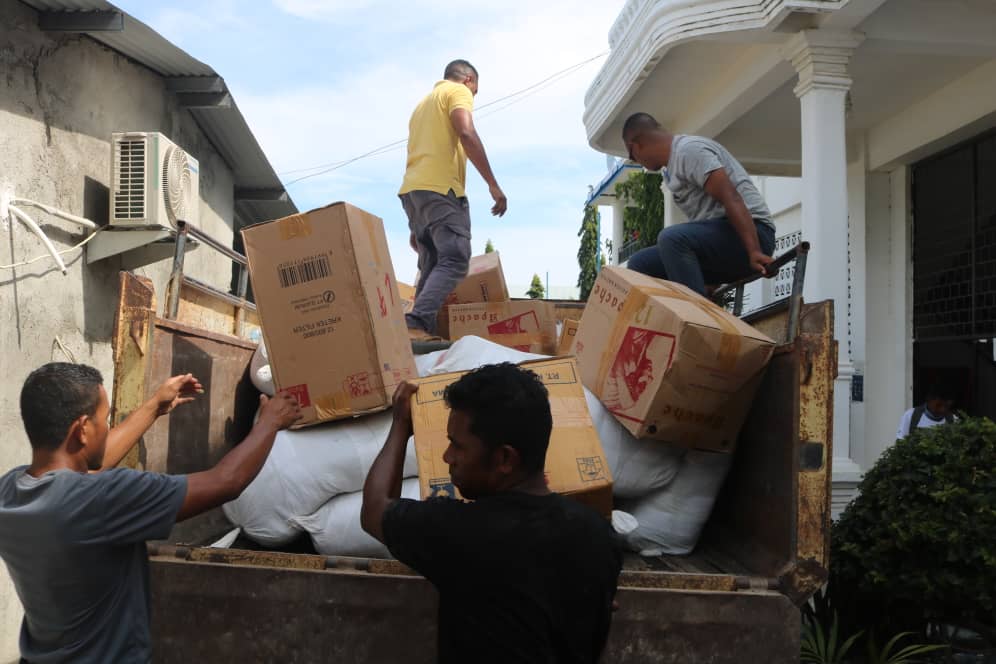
left=277, top=253, right=331, bottom=288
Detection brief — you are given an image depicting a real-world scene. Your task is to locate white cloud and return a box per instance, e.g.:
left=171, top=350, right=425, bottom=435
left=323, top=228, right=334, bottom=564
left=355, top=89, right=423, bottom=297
left=271, top=0, right=375, bottom=18
left=142, top=0, right=250, bottom=47
left=141, top=0, right=626, bottom=291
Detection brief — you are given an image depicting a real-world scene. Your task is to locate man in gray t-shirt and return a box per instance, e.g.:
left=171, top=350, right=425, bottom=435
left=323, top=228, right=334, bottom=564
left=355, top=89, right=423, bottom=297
left=0, top=363, right=301, bottom=663
left=621, top=112, right=776, bottom=296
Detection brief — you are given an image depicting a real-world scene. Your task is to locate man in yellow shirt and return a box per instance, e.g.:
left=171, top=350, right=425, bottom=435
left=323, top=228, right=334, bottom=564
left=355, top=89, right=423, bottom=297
left=400, top=59, right=507, bottom=339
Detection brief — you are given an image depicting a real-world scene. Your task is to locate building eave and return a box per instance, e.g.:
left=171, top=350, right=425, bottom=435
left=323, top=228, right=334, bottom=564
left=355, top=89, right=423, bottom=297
left=583, top=0, right=848, bottom=156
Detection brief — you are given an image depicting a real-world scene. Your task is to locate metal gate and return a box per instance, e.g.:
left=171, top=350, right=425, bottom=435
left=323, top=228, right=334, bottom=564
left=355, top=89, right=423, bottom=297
left=912, top=129, right=996, bottom=415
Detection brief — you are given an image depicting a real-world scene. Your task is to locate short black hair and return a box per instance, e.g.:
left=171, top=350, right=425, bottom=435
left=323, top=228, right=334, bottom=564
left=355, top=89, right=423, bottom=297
left=444, top=363, right=552, bottom=475
left=444, top=59, right=478, bottom=81
left=622, top=112, right=661, bottom=141
left=924, top=384, right=955, bottom=402
left=20, top=363, right=104, bottom=450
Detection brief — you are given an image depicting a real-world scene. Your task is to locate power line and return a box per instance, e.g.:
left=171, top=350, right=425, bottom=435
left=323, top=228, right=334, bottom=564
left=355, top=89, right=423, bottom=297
left=280, top=51, right=608, bottom=187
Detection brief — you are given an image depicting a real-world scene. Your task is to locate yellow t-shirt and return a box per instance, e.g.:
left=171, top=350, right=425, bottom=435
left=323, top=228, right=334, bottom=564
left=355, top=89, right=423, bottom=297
left=399, top=80, right=475, bottom=197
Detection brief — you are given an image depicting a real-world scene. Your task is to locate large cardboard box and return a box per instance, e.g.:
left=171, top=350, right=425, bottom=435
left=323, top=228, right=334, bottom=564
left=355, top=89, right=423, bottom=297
left=446, top=300, right=558, bottom=355
left=574, top=267, right=774, bottom=452
left=557, top=319, right=579, bottom=355
left=437, top=252, right=510, bottom=338
left=242, top=202, right=417, bottom=427
left=410, top=358, right=613, bottom=516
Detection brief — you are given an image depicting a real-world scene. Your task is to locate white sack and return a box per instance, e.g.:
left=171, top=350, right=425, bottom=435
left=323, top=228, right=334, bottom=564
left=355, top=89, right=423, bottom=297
left=249, top=339, right=275, bottom=396
left=292, top=479, right=421, bottom=558
left=619, top=449, right=733, bottom=556
left=415, top=348, right=448, bottom=377
left=222, top=411, right=417, bottom=546
left=422, top=335, right=547, bottom=376
left=583, top=388, right=684, bottom=498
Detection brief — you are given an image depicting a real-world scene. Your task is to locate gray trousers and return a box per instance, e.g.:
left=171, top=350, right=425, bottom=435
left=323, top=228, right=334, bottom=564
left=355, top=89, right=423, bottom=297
left=400, top=189, right=472, bottom=334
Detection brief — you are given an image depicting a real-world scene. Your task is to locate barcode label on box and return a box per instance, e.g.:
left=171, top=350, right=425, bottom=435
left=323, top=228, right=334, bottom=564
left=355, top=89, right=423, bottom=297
left=278, top=254, right=330, bottom=288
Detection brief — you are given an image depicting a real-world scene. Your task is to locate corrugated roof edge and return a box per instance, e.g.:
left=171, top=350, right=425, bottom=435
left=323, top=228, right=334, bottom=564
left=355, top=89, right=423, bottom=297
left=19, top=0, right=297, bottom=226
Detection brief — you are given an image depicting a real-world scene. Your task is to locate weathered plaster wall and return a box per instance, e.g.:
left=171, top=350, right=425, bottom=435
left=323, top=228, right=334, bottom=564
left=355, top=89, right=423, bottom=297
left=0, top=3, right=236, bottom=658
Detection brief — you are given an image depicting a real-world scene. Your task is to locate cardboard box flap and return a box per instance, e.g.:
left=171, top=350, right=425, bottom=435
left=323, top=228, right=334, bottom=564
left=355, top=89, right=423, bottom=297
left=611, top=267, right=773, bottom=344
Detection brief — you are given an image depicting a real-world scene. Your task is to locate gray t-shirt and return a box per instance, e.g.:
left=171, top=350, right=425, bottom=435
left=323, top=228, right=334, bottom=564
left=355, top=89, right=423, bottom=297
left=0, top=467, right=187, bottom=663
left=664, top=135, right=774, bottom=229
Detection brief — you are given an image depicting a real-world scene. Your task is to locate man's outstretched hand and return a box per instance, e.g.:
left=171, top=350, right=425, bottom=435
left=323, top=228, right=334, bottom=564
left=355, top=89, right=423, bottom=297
left=153, top=373, right=204, bottom=416
left=489, top=184, right=507, bottom=217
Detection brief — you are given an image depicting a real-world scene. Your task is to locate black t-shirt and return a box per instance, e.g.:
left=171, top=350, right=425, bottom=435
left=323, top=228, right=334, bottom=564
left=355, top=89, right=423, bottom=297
left=383, top=492, right=622, bottom=664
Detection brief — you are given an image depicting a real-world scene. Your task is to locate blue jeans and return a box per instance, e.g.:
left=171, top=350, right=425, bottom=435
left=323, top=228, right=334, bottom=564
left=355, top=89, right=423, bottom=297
left=625, top=218, right=776, bottom=295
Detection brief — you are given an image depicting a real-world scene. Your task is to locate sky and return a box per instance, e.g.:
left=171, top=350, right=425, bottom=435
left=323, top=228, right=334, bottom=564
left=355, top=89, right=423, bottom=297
left=120, top=0, right=627, bottom=297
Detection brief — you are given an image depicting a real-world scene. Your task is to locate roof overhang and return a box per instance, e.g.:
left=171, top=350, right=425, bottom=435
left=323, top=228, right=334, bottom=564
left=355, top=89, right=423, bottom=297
left=586, top=161, right=643, bottom=207
left=19, top=0, right=297, bottom=226
left=584, top=0, right=850, bottom=156
left=584, top=0, right=996, bottom=175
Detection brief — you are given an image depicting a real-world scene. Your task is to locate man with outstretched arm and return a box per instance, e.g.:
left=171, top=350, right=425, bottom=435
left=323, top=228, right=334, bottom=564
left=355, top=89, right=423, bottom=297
left=0, top=362, right=301, bottom=663
left=400, top=59, right=507, bottom=340
left=362, top=363, right=621, bottom=663
left=622, top=112, right=776, bottom=296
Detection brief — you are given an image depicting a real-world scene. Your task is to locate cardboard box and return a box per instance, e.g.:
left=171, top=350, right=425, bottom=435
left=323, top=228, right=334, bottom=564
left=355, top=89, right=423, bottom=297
left=558, top=319, right=579, bottom=355
left=447, top=300, right=558, bottom=355
left=437, top=252, right=510, bottom=338
left=410, top=358, right=613, bottom=516
left=397, top=281, right=416, bottom=314
left=447, top=251, right=509, bottom=304
left=242, top=202, right=417, bottom=427
left=574, top=267, right=774, bottom=452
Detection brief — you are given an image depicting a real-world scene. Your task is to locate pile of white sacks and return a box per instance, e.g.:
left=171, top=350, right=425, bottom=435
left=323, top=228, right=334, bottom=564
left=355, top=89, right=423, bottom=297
left=224, top=336, right=731, bottom=558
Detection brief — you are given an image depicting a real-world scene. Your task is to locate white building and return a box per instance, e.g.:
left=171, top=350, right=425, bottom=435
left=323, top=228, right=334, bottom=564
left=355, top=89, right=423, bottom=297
left=584, top=0, right=996, bottom=512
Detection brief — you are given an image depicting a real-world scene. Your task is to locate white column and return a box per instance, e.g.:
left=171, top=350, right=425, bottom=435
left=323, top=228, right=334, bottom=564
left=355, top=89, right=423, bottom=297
left=784, top=30, right=865, bottom=481
left=662, top=183, right=685, bottom=228
left=611, top=199, right=626, bottom=265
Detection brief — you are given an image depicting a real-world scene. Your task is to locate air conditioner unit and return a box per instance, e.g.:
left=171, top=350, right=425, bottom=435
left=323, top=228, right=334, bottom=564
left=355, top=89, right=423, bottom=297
left=110, top=132, right=199, bottom=228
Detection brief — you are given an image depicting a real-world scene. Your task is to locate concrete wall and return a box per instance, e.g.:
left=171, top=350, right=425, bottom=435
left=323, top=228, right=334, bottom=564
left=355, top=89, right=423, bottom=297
left=0, top=3, right=237, bottom=658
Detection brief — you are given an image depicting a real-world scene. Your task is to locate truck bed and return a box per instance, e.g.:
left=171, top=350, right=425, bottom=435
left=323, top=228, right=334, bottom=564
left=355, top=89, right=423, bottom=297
left=112, top=271, right=834, bottom=663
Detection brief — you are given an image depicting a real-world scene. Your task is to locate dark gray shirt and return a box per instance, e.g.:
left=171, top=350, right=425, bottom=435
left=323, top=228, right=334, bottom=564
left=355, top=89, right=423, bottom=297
left=664, top=134, right=774, bottom=229
left=0, top=467, right=187, bottom=663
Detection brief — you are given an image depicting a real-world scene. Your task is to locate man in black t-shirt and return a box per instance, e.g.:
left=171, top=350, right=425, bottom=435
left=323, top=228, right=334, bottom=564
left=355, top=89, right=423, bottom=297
left=362, top=363, right=621, bottom=664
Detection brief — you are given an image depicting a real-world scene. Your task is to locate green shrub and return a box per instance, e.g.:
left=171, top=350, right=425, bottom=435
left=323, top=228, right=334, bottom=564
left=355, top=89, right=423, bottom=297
left=830, top=417, right=996, bottom=641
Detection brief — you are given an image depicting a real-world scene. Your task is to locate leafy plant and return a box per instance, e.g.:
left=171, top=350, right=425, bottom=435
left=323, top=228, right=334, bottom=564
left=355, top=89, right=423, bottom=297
left=577, top=202, right=601, bottom=301
left=526, top=274, right=545, bottom=299
left=802, top=607, right=946, bottom=663
left=614, top=170, right=665, bottom=252
left=830, top=417, right=996, bottom=642
left=484, top=238, right=495, bottom=253
left=864, top=632, right=945, bottom=664
left=802, top=611, right=863, bottom=664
